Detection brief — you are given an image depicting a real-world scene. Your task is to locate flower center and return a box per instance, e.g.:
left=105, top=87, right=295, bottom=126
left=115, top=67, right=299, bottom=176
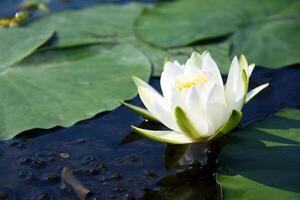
left=175, top=73, right=207, bottom=92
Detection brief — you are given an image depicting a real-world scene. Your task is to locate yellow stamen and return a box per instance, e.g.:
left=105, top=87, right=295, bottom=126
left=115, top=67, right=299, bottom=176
left=176, top=73, right=207, bottom=92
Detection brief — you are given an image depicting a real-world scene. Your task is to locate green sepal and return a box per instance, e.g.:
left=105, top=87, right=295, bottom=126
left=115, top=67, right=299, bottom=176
left=121, top=101, right=159, bottom=122
left=174, top=106, right=205, bottom=141
left=242, top=69, right=249, bottom=103
left=208, top=110, right=243, bottom=142
left=131, top=126, right=196, bottom=144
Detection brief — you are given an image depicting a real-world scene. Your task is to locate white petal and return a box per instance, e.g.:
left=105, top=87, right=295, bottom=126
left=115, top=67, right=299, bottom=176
left=168, top=87, right=184, bottom=109
left=174, top=106, right=208, bottom=138
left=207, top=84, right=226, bottom=104
left=133, top=76, right=155, bottom=92
left=137, top=86, right=180, bottom=132
left=185, top=111, right=209, bottom=136
left=169, top=88, right=209, bottom=136
left=206, top=103, right=228, bottom=135
left=245, top=83, right=269, bottom=103
left=186, top=52, right=202, bottom=68
left=183, top=88, right=210, bottom=135
left=225, top=57, right=245, bottom=111
left=202, top=53, right=224, bottom=88
left=185, top=86, right=206, bottom=116
left=184, top=63, right=200, bottom=75
left=160, top=61, right=183, bottom=103
left=248, top=64, right=255, bottom=77
left=239, top=54, right=255, bottom=78
left=206, top=85, right=228, bottom=135
left=131, top=126, right=197, bottom=144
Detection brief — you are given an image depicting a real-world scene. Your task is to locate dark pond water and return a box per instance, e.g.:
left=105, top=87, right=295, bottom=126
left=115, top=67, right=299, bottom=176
left=1, top=1, right=300, bottom=200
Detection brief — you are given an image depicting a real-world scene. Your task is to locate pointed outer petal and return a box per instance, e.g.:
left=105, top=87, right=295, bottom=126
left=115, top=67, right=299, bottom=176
left=201, top=50, right=209, bottom=57
left=132, top=76, right=155, bottom=92
left=248, top=64, right=255, bottom=77
left=120, top=101, right=158, bottom=122
left=185, top=51, right=202, bottom=68
left=239, top=54, right=255, bottom=78
left=239, top=54, right=248, bottom=68
left=225, top=57, right=245, bottom=111
left=202, top=53, right=224, bottom=87
left=245, top=83, right=270, bottom=104
left=131, top=126, right=197, bottom=144
left=207, top=110, right=243, bottom=142
left=174, top=106, right=208, bottom=141
left=160, top=61, right=183, bottom=102
left=226, top=56, right=240, bottom=93
left=137, top=86, right=180, bottom=132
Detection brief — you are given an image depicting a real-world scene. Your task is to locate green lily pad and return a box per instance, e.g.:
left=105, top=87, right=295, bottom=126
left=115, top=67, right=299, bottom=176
left=135, top=0, right=300, bottom=68
left=27, top=3, right=232, bottom=76
left=232, top=18, right=300, bottom=67
left=0, top=44, right=151, bottom=140
left=0, top=28, right=54, bottom=69
left=28, top=3, right=146, bottom=48
left=217, top=108, right=300, bottom=199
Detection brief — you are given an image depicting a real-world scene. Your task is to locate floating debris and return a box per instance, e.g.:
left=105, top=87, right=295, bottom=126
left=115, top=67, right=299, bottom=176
left=19, top=0, right=50, bottom=12
left=60, top=152, right=70, bottom=159
left=61, top=167, right=90, bottom=200
left=0, top=11, right=29, bottom=28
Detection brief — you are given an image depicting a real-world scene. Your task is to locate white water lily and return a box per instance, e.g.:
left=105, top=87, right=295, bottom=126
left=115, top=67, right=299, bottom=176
left=123, top=52, right=269, bottom=144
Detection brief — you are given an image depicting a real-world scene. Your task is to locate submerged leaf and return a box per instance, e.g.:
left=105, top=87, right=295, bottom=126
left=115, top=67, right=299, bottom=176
left=217, top=108, right=300, bottom=199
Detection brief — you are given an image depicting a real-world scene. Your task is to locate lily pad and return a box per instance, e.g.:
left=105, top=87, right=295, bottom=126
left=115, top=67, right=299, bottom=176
left=217, top=108, right=300, bottom=199
left=0, top=44, right=151, bottom=140
left=135, top=0, right=300, bottom=68
left=27, top=3, right=233, bottom=76
left=28, top=3, right=146, bottom=48
left=0, top=28, right=54, bottom=69
left=232, top=18, right=300, bottom=67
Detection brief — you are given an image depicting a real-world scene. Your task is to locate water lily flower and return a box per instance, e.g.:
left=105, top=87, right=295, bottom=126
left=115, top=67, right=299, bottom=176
left=123, top=52, right=269, bottom=144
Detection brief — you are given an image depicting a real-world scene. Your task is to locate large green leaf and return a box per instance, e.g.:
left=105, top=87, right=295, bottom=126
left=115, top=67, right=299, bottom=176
left=28, top=3, right=146, bottom=48
left=26, top=3, right=232, bottom=76
left=135, top=0, right=300, bottom=68
left=232, top=18, right=300, bottom=67
left=217, top=108, right=300, bottom=199
left=0, top=28, right=54, bottom=69
left=0, top=44, right=151, bottom=140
